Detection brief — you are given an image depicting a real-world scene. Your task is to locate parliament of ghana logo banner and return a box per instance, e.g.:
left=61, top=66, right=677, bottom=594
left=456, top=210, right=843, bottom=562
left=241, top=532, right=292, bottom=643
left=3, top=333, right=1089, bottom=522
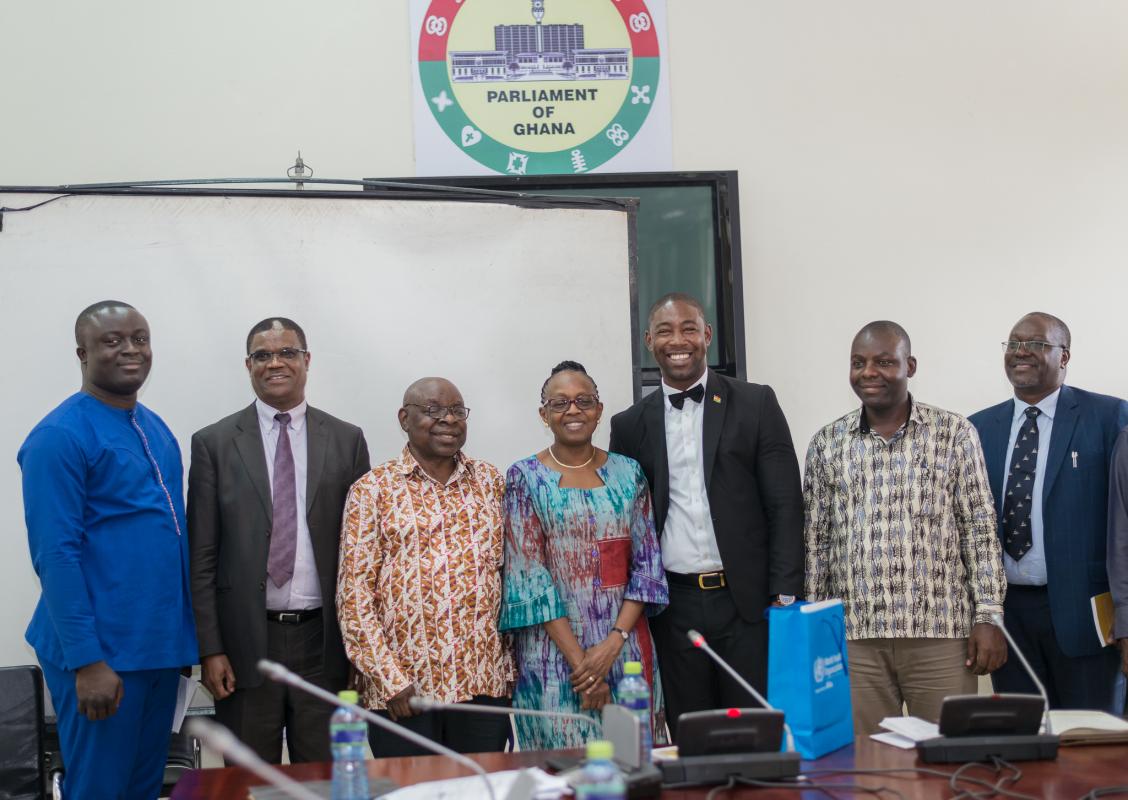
left=413, top=0, right=668, bottom=175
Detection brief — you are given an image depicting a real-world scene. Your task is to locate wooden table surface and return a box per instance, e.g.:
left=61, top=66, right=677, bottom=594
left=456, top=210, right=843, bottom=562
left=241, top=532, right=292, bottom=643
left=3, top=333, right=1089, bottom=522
left=170, top=738, right=1128, bottom=799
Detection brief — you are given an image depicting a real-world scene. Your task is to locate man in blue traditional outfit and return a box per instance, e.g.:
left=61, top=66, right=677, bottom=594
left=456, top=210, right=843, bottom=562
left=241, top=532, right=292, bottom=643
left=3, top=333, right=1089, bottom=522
left=19, top=300, right=197, bottom=800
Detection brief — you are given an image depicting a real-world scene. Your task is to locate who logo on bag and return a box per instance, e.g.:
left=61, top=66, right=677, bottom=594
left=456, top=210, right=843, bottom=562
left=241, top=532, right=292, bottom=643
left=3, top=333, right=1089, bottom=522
left=768, top=599, right=854, bottom=758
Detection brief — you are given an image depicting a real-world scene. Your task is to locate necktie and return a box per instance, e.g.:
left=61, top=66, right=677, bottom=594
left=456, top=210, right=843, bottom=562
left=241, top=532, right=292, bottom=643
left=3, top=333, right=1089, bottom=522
left=268, top=412, right=298, bottom=587
left=669, top=384, right=705, bottom=410
left=1003, top=406, right=1040, bottom=561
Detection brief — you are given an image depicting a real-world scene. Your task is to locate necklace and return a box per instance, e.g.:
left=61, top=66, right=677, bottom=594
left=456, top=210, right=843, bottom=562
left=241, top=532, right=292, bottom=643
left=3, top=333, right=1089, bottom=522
left=548, top=445, right=596, bottom=470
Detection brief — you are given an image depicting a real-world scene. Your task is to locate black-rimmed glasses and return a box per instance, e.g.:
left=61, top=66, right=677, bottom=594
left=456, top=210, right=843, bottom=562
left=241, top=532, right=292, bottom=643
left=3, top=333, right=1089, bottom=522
left=248, top=348, right=308, bottom=363
left=542, top=395, right=600, bottom=413
left=404, top=403, right=471, bottom=420
left=1001, top=341, right=1068, bottom=354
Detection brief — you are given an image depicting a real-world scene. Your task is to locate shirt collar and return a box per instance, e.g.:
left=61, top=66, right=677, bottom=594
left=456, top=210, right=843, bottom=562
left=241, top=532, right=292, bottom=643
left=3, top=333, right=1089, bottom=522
left=854, top=395, right=921, bottom=435
left=661, top=369, right=708, bottom=410
left=255, top=398, right=308, bottom=432
left=397, top=444, right=472, bottom=485
left=1012, top=387, right=1061, bottom=424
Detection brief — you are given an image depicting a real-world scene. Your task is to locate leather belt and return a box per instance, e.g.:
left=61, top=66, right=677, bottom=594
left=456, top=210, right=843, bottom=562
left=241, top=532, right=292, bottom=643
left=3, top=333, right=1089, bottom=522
left=266, top=608, right=321, bottom=624
left=666, top=570, right=727, bottom=590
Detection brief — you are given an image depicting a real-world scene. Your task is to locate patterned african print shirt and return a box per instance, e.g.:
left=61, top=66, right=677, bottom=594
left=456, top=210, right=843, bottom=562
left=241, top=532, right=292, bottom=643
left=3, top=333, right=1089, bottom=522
left=337, top=446, right=515, bottom=710
left=803, top=400, right=1005, bottom=640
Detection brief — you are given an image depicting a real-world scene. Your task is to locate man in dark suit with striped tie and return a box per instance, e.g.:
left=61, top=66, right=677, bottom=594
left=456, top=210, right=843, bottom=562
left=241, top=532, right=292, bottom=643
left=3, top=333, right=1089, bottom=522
left=188, top=317, right=369, bottom=762
left=970, top=311, right=1128, bottom=710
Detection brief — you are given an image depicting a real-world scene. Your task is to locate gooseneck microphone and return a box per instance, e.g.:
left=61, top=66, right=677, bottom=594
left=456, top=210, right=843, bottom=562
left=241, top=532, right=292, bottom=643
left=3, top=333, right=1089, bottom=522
left=186, top=718, right=323, bottom=800
left=257, top=659, right=497, bottom=800
left=686, top=629, right=796, bottom=752
left=915, top=614, right=1059, bottom=763
left=409, top=698, right=647, bottom=771
left=990, top=612, right=1053, bottom=735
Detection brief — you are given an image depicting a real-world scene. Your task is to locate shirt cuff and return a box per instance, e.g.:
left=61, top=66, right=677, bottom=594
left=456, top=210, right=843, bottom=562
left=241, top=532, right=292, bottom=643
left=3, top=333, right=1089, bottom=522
left=974, top=604, right=1004, bottom=626
left=624, top=573, right=669, bottom=615
left=1114, top=604, right=1128, bottom=641
left=498, top=588, right=568, bottom=631
left=64, top=640, right=108, bottom=672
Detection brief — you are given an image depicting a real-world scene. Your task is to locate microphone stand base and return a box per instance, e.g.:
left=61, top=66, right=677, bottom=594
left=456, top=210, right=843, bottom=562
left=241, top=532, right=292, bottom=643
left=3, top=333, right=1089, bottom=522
left=624, top=763, right=664, bottom=798
left=916, top=734, right=1060, bottom=763
left=659, top=751, right=802, bottom=785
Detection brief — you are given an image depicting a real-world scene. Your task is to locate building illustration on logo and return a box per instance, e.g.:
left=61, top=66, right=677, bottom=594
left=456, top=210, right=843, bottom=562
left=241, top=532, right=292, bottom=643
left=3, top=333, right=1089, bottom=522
left=417, top=0, right=662, bottom=174
left=450, top=0, right=629, bottom=82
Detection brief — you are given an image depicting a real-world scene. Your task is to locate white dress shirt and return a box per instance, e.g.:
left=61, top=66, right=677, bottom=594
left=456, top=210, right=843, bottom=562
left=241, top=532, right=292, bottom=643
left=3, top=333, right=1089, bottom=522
left=1001, top=388, right=1060, bottom=586
left=660, top=372, right=723, bottom=573
left=256, top=398, right=320, bottom=611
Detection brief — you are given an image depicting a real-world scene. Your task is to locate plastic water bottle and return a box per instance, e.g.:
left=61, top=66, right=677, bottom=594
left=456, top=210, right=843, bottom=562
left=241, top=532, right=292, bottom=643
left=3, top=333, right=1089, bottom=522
left=329, top=690, right=369, bottom=800
left=616, top=660, right=652, bottom=764
left=575, top=740, right=626, bottom=800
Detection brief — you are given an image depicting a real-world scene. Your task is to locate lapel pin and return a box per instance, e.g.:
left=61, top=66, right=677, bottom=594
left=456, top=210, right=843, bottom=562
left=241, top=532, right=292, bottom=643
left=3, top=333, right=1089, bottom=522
left=712, top=394, right=722, bottom=404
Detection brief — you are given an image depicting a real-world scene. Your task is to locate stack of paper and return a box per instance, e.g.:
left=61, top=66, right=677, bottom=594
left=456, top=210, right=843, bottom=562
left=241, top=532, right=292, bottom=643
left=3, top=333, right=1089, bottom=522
left=1048, top=710, right=1128, bottom=746
left=871, top=716, right=940, bottom=750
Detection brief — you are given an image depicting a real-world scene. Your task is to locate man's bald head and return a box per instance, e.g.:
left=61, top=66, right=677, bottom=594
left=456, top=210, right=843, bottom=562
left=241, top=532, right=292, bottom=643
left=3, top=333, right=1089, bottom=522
left=75, top=300, right=135, bottom=345
left=1016, top=312, right=1071, bottom=349
left=403, top=377, right=459, bottom=407
left=852, top=320, right=912, bottom=355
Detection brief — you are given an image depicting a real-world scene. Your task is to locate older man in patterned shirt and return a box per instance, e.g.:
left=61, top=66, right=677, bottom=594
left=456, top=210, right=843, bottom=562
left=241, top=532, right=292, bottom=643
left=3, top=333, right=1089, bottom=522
left=804, top=321, right=1007, bottom=735
left=337, top=377, right=514, bottom=756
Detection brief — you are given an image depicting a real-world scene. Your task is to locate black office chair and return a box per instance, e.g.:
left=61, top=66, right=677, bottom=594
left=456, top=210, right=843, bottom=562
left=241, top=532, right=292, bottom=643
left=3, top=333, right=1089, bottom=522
left=0, top=665, right=48, bottom=800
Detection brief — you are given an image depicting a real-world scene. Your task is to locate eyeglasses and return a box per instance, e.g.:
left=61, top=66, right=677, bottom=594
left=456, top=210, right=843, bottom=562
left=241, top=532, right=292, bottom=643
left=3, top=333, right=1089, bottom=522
left=1001, top=341, right=1068, bottom=354
left=404, top=403, right=471, bottom=420
left=542, top=394, right=600, bottom=413
left=248, top=348, right=308, bottom=363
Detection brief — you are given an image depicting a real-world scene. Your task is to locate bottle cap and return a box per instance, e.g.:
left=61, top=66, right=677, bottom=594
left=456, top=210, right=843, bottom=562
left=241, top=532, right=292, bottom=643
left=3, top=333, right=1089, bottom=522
left=586, top=740, right=614, bottom=760
left=337, top=690, right=359, bottom=704
left=624, top=661, right=642, bottom=675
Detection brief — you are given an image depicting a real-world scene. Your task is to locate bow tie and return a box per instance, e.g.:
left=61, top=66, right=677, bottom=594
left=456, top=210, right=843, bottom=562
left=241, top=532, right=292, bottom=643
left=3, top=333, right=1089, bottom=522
left=668, top=384, right=705, bottom=410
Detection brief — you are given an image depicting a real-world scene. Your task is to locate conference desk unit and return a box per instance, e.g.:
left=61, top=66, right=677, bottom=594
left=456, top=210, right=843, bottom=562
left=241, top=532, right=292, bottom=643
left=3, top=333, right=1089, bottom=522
left=170, top=738, right=1127, bottom=799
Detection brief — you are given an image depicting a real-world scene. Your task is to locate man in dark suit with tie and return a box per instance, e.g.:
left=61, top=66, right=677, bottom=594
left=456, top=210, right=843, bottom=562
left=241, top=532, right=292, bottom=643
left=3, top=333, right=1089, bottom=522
left=188, top=317, right=370, bottom=762
left=609, top=293, right=804, bottom=739
left=970, top=311, right=1128, bottom=710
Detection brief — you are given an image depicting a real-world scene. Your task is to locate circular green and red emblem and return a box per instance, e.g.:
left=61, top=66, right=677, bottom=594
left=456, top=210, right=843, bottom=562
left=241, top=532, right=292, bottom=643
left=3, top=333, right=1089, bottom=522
left=418, top=0, right=660, bottom=174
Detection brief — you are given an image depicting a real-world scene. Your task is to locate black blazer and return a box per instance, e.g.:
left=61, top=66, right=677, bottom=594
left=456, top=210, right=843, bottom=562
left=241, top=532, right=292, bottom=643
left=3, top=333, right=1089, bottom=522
left=609, top=371, right=804, bottom=621
left=187, top=403, right=370, bottom=689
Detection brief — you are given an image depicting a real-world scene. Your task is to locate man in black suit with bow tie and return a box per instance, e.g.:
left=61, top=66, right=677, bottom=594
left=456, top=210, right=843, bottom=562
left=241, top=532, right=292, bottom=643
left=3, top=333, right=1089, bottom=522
left=609, top=293, right=804, bottom=740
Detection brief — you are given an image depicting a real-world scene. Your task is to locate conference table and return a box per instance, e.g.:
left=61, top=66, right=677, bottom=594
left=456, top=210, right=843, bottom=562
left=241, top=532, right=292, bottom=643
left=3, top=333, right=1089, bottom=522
left=169, top=738, right=1128, bottom=799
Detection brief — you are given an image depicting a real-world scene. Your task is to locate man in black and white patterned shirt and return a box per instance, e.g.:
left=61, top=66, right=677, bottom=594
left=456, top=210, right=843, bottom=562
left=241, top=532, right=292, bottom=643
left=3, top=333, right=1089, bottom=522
left=804, top=320, right=1006, bottom=735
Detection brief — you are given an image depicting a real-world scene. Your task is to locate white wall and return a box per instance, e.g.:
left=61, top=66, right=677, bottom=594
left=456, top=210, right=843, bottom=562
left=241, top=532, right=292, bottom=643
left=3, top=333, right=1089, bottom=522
left=3, top=1, right=1128, bottom=664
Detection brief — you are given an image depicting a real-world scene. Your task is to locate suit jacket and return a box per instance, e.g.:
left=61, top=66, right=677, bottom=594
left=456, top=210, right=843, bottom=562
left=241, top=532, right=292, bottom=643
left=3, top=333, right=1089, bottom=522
left=609, top=370, right=805, bottom=621
left=970, top=385, right=1128, bottom=658
left=188, top=403, right=370, bottom=689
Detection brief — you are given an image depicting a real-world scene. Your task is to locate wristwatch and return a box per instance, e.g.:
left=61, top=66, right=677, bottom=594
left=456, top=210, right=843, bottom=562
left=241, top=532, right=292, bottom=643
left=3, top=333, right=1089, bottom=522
left=610, top=626, right=629, bottom=641
left=775, top=594, right=796, bottom=606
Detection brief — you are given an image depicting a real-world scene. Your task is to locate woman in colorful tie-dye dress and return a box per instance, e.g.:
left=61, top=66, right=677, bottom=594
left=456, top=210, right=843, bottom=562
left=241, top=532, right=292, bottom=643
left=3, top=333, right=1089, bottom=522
left=500, top=361, right=669, bottom=749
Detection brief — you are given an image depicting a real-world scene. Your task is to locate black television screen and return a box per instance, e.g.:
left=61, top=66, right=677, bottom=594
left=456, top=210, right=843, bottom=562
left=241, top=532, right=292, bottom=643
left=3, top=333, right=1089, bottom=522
left=365, top=171, right=745, bottom=385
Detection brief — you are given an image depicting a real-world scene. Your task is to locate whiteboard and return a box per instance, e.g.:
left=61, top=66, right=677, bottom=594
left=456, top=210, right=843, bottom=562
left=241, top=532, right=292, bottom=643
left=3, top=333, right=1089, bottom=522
left=0, top=189, right=638, bottom=667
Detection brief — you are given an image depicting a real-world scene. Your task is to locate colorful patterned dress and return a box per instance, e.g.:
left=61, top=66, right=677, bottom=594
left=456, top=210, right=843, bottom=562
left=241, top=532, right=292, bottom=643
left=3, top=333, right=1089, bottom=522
left=499, top=452, right=669, bottom=750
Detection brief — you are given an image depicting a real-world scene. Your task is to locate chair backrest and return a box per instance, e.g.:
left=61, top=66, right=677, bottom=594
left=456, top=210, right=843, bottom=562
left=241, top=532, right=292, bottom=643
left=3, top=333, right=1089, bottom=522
left=0, top=665, right=46, bottom=800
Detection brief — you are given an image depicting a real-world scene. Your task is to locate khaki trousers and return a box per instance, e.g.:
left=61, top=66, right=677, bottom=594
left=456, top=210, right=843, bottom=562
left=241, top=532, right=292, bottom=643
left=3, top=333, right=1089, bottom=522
left=848, top=638, right=977, bottom=736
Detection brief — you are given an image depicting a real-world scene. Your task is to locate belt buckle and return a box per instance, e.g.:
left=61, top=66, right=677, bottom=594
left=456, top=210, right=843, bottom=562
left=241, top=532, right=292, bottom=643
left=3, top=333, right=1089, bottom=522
left=278, top=611, right=300, bottom=624
left=697, top=571, right=725, bottom=590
